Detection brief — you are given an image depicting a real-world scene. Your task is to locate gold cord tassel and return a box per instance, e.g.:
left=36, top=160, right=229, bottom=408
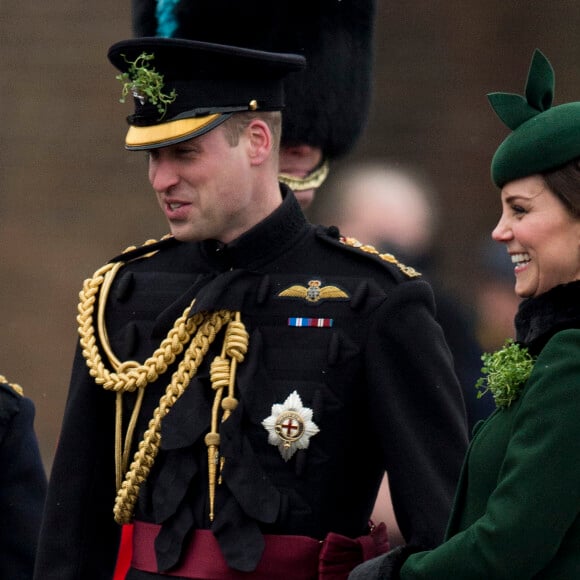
left=113, top=311, right=232, bottom=524
left=206, top=312, right=248, bottom=521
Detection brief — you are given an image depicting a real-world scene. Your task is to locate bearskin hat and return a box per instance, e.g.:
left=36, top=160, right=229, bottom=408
left=131, top=0, right=376, bottom=160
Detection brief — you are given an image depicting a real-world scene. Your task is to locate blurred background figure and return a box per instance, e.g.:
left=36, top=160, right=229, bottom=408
left=315, top=160, right=437, bottom=263
left=475, top=238, right=520, bottom=352
left=131, top=0, right=377, bottom=210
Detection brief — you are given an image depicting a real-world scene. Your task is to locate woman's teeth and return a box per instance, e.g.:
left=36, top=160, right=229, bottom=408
left=511, top=253, right=530, bottom=266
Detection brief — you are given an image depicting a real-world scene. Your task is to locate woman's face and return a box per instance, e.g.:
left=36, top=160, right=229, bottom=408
left=491, top=174, right=580, bottom=298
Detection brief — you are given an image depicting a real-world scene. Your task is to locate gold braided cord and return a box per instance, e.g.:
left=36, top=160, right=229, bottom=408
left=95, top=261, right=150, bottom=487
left=77, top=242, right=248, bottom=525
left=97, top=262, right=124, bottom=367
left=78, top=257, right=206, bottom=502
left=121, top=388, right=145, bottom=477
left=90, top=261, right=138, bottom=488
left=77, top=262, right=202, bottom=393
left=221, top=314, right=246, bottom=424
left=205, top=312, right=248, bottom=520
left=78, top=259, right=204, bottom=490
left=113, top=310, right=235, bottom=524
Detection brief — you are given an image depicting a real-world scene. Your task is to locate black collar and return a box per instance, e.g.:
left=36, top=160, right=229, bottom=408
left=515, top=280, right=580, bottom=354
left=200, top=184, right=309, bottom=270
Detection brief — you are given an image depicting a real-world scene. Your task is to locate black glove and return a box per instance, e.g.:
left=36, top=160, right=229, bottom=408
left=348, top=545, right=419, bottom=580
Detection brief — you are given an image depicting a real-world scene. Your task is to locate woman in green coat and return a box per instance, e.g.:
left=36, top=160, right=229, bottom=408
left=349, top=48, right=580, bottom=579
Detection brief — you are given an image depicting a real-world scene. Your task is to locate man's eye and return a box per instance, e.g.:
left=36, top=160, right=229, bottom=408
left=178, top=146, right=197, bottom=154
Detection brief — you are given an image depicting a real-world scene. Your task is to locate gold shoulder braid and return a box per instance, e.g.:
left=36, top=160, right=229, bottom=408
left=77, top=239, right=248, bottom=524
left=0, top=375, right=23, bottom=396
left=340, top=236, right=422, bottom=278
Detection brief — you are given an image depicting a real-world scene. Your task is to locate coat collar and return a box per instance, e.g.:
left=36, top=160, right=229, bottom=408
left=200, top=185, right=309, bottom=270
left=515, top=280, right=580, bottom=354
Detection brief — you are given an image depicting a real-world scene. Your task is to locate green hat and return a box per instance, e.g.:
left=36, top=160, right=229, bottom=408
left=488, top=49, right=580, bottom=187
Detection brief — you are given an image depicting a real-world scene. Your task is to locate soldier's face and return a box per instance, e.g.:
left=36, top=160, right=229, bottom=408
left=279, top=144, right=323, bottom=209
left=148, top=125, right=258, bottom=243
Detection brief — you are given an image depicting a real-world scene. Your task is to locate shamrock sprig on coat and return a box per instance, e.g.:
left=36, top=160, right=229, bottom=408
left=475, top=338, right=536, bottom=408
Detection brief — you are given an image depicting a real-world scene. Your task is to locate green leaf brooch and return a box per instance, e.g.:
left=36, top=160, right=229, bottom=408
left=116, top=52, right=177, bottom=119
left=475, top=338, right=536, bottom=408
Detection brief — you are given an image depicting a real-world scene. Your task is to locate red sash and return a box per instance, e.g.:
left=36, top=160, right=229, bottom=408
left=129, top=520, right=389, bottom=579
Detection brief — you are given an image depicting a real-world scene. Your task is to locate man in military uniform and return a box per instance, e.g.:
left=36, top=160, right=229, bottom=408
left=34, top=37, right=468, bottom=579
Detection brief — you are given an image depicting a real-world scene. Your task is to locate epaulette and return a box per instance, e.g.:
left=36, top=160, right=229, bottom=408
left=107, top=234, right=180, bottom=264
left=317, top=225, right=422, bottom=279
left=0, top=375, right=23, bottom=396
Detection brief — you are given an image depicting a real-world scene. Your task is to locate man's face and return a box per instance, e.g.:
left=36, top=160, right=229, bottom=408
left=147, top=125, right=257, bottom=244
left=278, top=144, right=323, bottom=209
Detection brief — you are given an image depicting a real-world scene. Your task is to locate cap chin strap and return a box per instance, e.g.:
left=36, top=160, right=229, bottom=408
left=278, top=158, right=330, bottom=191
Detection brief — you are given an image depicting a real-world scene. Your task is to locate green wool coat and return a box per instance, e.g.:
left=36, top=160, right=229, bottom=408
left=401, top=328, right=580, bottom=579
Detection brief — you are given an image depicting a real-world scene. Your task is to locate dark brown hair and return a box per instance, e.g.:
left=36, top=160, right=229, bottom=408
left=543, top=158, right=580, bottom=218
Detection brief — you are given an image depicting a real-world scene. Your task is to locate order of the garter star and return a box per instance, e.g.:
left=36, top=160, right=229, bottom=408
left=262, top=390, right=320, bottom=461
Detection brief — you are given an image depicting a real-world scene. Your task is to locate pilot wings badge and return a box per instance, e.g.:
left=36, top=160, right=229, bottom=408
left=277, top=279, right=349, bottom=303
left=262, top=390, right=320, bottom=461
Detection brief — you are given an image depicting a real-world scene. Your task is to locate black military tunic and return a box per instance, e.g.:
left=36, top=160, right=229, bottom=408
left=35, top=188, right=468, bottom=579
left=0, top=380, right=47, bottom=579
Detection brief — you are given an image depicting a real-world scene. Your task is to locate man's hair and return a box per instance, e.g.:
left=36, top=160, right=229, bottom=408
left=221, top=111, right=282, bottom=154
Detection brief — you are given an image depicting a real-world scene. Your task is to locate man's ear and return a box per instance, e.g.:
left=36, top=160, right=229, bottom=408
left=246, top=119, right=272, bottom=165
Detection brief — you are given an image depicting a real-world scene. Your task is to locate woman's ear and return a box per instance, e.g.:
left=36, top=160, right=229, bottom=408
left=246, top=119, right=272, bottom=166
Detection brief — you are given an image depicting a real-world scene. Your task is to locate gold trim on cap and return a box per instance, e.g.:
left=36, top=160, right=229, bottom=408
left=125, top=113, right=223, bottom=148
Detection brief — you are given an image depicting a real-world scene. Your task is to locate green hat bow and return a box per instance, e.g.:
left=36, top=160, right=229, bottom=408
left=488, top=49, right=554, bottom=130
left=488, top=49, right=580, bottom=187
